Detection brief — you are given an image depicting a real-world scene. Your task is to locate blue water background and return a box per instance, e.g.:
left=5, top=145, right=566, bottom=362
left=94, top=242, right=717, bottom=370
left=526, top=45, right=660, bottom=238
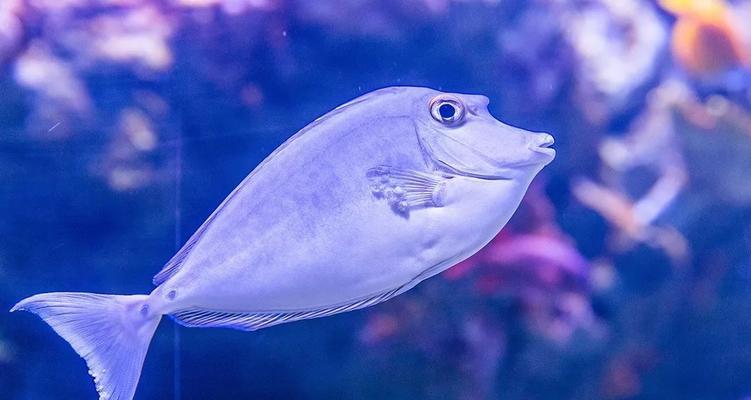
left=2, top=1, right=751, bottom=399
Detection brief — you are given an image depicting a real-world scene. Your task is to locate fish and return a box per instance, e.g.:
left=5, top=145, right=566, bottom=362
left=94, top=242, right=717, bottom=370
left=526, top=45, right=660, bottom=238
left=659, top=0, right=750, bottom=76
left=10, top=86, right=555, bottom=400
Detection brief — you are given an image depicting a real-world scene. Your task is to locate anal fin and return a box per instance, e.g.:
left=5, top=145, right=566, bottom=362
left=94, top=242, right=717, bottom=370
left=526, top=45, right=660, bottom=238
left=171, top=285, right=405, bottom=331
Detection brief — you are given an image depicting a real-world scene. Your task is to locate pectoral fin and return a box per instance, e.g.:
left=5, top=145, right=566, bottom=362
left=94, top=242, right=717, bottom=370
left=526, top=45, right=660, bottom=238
left=366, top=166, right=450, bottom=214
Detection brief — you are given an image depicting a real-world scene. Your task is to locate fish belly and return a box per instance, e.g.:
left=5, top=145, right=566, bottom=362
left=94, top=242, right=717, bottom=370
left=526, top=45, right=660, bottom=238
left=162, top=177, right=523, bottom=316
left=162, top=197, right=443, bottom=313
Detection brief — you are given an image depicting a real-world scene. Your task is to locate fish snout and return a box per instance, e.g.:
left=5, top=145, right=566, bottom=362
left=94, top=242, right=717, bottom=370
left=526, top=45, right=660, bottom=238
left=533, top=133, right=554, bottom=147
left=528, top=132, right=556, bottom=161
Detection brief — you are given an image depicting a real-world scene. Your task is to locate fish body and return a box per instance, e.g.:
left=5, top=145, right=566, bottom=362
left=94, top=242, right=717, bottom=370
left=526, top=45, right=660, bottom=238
left=155, top=87, right=550, bottom=316
left=12, top=87, right=554, bottom=400
left=660, top=0, right=750, bottom=75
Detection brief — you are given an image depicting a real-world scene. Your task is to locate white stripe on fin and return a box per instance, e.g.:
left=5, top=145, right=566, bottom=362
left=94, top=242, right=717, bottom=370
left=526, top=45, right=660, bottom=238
left=170, top=285, right=405, bottom=331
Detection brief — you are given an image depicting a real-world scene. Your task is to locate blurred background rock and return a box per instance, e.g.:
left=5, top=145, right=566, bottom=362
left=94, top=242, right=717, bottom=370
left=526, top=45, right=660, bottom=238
left=1, top=0, right=751, bottom=399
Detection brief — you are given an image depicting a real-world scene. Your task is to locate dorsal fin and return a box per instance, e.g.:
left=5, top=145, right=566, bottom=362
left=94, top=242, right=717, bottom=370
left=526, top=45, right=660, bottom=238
left=154, top=90, right=396, bottom=286
left=153, top=177, right=248, bottom=285
left=152, top=223, right=208, bottom=285
left=170, top=285, right=405, bottom=331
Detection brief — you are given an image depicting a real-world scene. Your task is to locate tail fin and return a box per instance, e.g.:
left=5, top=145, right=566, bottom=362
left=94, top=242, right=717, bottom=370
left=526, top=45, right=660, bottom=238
left=11, top=292, right=161, bottom=400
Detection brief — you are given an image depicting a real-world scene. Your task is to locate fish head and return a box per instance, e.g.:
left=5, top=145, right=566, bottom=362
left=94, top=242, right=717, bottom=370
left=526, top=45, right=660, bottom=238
left=410, top=89, right=555, bottom=180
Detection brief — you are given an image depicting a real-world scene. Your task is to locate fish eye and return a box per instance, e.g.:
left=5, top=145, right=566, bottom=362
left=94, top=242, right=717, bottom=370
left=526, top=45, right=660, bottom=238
left=429, top=95, right=465, bottom=125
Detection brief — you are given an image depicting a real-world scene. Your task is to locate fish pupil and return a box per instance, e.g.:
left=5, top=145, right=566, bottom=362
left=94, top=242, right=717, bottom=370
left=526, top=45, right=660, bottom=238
left=439, top=103, right=455, bottom=120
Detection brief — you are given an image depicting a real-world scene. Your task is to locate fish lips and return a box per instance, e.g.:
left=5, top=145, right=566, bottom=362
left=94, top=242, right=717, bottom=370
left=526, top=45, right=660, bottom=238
left=528, top=134, right=556, bottom=164
left=416, top=124, right=555, bottom=180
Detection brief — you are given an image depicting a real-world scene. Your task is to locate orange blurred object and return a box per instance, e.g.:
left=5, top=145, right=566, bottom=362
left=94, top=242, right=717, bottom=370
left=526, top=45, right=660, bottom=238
left=659, top=0, right=750, bottom=75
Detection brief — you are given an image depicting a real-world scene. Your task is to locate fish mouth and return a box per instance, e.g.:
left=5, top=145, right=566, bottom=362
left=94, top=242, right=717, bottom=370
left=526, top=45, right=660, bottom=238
left=530, top=134, right=556, bottom=160
left=415, top=121, right=556, bottom=180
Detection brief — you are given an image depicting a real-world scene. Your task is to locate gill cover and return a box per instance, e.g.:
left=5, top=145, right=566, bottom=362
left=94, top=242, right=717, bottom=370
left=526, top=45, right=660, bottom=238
left=415, top=121, right=517, bottom=180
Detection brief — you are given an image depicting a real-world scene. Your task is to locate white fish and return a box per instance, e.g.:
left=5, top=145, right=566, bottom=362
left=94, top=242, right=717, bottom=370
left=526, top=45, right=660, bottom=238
left=11, top=86, right=555, bottom=400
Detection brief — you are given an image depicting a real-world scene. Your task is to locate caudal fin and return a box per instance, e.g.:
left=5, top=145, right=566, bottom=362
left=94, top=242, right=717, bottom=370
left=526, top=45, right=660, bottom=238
left=11, top=292, right=161, bottom=400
